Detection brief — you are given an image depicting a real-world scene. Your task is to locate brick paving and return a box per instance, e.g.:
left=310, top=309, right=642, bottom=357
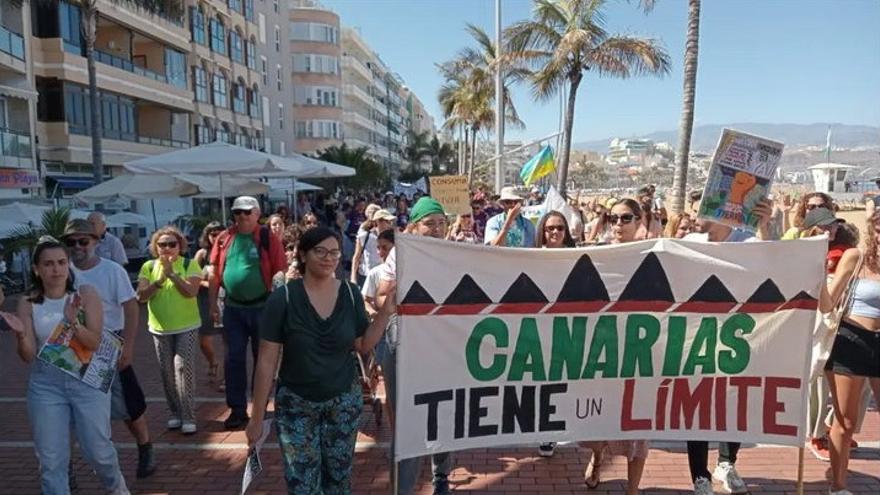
left=1, top=297, right=877, bottom=494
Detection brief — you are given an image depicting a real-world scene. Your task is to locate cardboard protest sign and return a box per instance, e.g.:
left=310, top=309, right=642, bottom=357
left=429, top=176, right=470, bottom=215
left=393, top=235, right=824, bottom=460
left=698, top=129, right=784, bottom=231
left=37, top=323, right=122, bottom=393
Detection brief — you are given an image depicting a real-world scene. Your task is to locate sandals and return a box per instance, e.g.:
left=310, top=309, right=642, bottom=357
left=584, top=449, right=603, bottom=489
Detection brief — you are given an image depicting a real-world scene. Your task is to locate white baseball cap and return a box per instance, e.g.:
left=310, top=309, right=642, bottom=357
left=231, top=196, right=260, bottom=211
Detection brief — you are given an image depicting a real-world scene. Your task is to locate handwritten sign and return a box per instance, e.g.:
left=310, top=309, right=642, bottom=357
left=429, top=175, right=470, bottom=215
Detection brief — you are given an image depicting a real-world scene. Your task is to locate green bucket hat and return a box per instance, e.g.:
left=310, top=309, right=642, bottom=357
left=409, top=196, right=446, bottom=224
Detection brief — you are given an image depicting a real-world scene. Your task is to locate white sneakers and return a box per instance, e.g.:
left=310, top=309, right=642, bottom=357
left=168, top=418, right=197, bottom=434
left=167, top=418, right=182, bottom=430
left=713, top=462, right=748, bottom=494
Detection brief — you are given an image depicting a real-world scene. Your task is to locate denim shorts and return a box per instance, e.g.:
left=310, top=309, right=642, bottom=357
left=825, top=320, right=880, bottom=378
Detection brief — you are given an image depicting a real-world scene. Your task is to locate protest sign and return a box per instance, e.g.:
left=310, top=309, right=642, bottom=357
left=37, top=324, right=122, bottom=393
left=698, top=129, right=784, bottom=231
left=240, top=419, right=273, bottom=494
left=428, top=175, right=470, bottom=215
left=393, top=235, right=824, bottom=460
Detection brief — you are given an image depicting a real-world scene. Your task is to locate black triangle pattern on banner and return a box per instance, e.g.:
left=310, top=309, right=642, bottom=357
left=617, top=252, right=675, bottom=302
left=499, top=273, right=549, bottom=304
left=778, top=290, right=819, bottom=311
left=746, top=279, right=786, bottom=303
left=401, top=281, right=435, bottom=305
left=688, top=275, right=736, bottom=303
left=444, top=274, right=492, bottom=305
left=557, top=254, right=610, bottom=302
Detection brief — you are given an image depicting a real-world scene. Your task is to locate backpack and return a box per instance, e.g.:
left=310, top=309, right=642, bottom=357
left=145, top=257, right=192, bottom=275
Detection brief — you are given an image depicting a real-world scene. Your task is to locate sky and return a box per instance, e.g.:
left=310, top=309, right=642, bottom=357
left=321, top=0, right=880, bottom=143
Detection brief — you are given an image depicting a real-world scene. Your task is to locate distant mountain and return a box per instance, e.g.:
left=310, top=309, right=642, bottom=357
left=573, top=123, right=880, bottom=153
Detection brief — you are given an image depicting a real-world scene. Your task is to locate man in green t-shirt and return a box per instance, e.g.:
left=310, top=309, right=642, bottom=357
left=209, top=196, right=287, bottom=430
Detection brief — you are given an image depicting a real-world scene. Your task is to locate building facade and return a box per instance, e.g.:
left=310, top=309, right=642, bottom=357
left=251, top=0, right=293, bottom=156
left=0, top=0, right=38, bottom=200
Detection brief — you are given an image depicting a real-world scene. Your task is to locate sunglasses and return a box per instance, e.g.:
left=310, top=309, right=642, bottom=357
left=609, top=214, right=638, bottom=225
left=65, top=238, right=91, bottom=247
left=544, top=225, right=566, bottom=232
left=232, top=209, right=253, bottom=216
left=311, top=247, right=342, bottom=260
left=157, top=241, right=178, bottom=249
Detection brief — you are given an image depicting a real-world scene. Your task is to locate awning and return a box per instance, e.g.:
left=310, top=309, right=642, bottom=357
left=48, top=176, right=96, bottom=189
left=0, top=81, right=38, bottom=101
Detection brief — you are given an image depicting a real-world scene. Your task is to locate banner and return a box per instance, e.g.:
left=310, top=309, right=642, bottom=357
left=393, top=235, right=824, bottom=460
left=428, top=175, right=470, bottom=215
left=394, top=178, right=428, bottom=199
left=698, top=129, right=784, bottom=231
left=0, top=168, right=40, bottom=189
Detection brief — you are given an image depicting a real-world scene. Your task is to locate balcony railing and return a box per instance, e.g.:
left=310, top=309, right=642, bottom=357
left=0, top=26, right=25, bottom=60
left=69, top=125, right=189, bottom=148
left=94, top=49, right=169, bottom=84
left=1, top=127, right=32, bottom=160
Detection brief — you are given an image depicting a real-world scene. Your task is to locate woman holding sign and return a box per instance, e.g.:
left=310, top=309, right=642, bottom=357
left=2, top=236, right=128, bottom=494
left=820, top=210, right=880, bottom=495
left=581, top=198, right=650, bottom=495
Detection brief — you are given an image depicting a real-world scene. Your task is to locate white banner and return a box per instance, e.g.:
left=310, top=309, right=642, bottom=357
left=393, top=236, right=825, bottom=460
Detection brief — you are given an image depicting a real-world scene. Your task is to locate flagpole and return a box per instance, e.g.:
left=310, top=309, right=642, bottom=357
left=494, top=0, right=504, bottom=193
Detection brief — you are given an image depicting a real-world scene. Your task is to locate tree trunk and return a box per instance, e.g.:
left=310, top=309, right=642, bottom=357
left=462, top=126, right=469, bottom=177
left=468, top=127, right=477, bottom=186
left=556, top=73, right=582, bottom=196
left=671, top=0, right=701, bottom=214
left=82, top=1, right=103, bottom=185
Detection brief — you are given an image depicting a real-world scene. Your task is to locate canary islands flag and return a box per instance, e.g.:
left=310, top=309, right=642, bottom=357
left=519, top=145, right=555, bottom=186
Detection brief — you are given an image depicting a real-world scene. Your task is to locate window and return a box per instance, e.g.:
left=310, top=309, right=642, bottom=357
left=212, top=73, right=228, bottom=107
left=230, top=30, right=244, bottom=63
left=190, top=7, right=206, bottom=45
left=292, top=54, right=339, bottom=74
left=276, top=64, right=282, bottom=91
left=59, top=0, right=82, bottom=55
left=210, top=17, right=226, bottom=55
left=217, top=123, right=231, bottom=143
left=293, top=86, right=338, bottom=107
left=246, top=39, right=256, bottom=70
left=249, top=85, right=260, bottom=117
left=273, top=0, right=279, bottom=13
left=274, top=26, right=280, bottom=52
left=260, top=57, right=268, bottom=85
left=63, top=84, right=89, bottom=134
left=290, top=22, right=338, bottom=43
left=195, top=123, right=213, bottom=145
left=232, top=81, right=246, bottom=114
left=193, top=66, right=208, bottom=102
left=278, top=104, right=284, bottom=129
left=244, top=0, right=254, bottom=21
left=63, top=84, right=135, bottom=142
left=165, top=49, right=187, bottom=88
left=295, top=120, right=341, bottom=139
left=228, top=0, right=242, bottom=14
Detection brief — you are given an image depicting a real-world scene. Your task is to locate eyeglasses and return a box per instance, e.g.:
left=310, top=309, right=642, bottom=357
left=805, top=204, right=825, bottom=211
left=232, top=209, right=253, bottom=216
left=420, top=219, right=447, bottom=230
left=311, top=247, right=342, bottom=260
left=544, top=225, right=566, bottom=232
left=609, top=214, right=638, bottom=225
left=285, top=244, right=297, bottom=252
left=65, top=238, right=91, bottom=247
left=157, top=241, right=178, bottom=249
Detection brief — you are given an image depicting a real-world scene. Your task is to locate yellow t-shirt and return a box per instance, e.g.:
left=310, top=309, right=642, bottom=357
left=781, top=227, right=805, bottom=240
left=139, top=257, right=203, bottom=334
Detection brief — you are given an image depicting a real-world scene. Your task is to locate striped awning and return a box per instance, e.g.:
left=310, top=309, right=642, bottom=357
left=0, top=81, right=37, bottom=100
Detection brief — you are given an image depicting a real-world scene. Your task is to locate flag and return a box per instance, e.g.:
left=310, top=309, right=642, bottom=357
left=519, top=145, right=555, bottom=186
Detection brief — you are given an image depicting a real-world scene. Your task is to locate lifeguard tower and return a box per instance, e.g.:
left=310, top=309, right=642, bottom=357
left=808, top=163, right=859, bottom=194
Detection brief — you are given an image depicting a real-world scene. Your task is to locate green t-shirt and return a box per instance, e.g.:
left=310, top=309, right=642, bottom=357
left=260, top=279, right=369, bottom=402
left=223, top=233, right=267, bottom=306
left=139, top=257, right=203, bottom=334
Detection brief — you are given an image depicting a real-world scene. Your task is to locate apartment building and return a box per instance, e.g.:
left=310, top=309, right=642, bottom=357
left=0, top=1, right=41, bottom=200
left=253, top=0, right=293, bottom=156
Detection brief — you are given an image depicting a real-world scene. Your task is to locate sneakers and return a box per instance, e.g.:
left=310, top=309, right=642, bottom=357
left=223, top=411, right=249, bottom=430
left=809, top=437, right=831, bottom=462
left=694, top=477, right=715, bottom=495
left=181, top=421, right=197, bottom=435
left=713, top=462, right=747, bottom=494
left=136, top=442, right=157, bottom=479
left=167, top=418, right=182, bottom=430
left=538, top=442, right=556, bottom=457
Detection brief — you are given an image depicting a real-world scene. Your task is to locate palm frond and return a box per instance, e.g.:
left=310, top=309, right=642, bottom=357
left=590, top=35, right=672, bottom=78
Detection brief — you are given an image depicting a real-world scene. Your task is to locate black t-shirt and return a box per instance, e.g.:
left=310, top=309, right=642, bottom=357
left=260, top=279, right=369, bottom=401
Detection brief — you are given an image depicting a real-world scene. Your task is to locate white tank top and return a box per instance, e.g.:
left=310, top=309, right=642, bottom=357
left=31, top=294, right=69, bottom=347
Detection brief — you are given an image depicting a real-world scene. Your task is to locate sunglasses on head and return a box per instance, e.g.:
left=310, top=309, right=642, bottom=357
left=65, top=238, right=91, bottom=247
left=609, top=213, right=638, bottom=225
left=232, top=209, right=253, bottom=216
left=157, top=241, right=178, bottom=249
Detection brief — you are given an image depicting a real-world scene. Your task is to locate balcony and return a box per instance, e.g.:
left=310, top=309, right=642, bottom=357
left=94, top=49, right=168, bottom=84
left=343, top=84, right=371, bottom=106
left=0, top=26, right=25, bottom=61
left=342, top=55, right=371, bottom=82
left=0, top=127, right=33, bottom=167
left=343, top=110, right=373, bottom=132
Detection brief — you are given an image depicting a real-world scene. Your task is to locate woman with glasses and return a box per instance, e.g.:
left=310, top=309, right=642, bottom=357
left=582, top=198, right=650, bottom=495
left=2, top=237, right=129, bottom=494
left=194, top=222, right=224, bottom=387
left=137, top=226, right=203, bottom=434
left=246, top=227, right=394, bottom=493
left=782, top=192, right=834, bottom=240
left=446, top=212, right=478, bottom=243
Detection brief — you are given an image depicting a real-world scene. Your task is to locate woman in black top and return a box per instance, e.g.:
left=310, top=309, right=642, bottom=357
left=247, top=227, right=394, bottom=494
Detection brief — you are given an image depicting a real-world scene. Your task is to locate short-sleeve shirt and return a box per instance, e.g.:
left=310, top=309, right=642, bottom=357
left=72, top=258, right=136, bottom=333
left=484, top=212, right=536, bottom=247
left=380, top=247, right=396, bottom=282
left=260, top=279, right=369, bottom=402
left=139, top=258, right=203, bottom=334
left=96, top=232, right=128, bottom=265
left=223, top=233, right=267, bottom=305
left=362, top=263, right=384, bottom=300
left=356, top=229, right=381, bottom=276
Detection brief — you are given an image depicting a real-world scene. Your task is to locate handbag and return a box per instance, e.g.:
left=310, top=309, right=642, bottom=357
left=810, top=250, right=863, bottom=379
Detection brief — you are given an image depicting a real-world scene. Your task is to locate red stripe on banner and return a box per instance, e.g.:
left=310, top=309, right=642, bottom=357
left=544, top=301, right=610, bottom=313
left=737, top=302, right=783, bottom=313
left=435, top=304, right=491, bottom=315
left=491, top=303, right=547, bottom=314
left=674, top=302, right=738, bottom=313
left=777, top=299, right=819, bottom=311
left=607, top=301, right=674, bottom=312
left=397, top=303, right=437, bottom=315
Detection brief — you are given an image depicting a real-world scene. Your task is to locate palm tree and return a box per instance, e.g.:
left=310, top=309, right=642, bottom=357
left=21, top=0, right=184, bottom=185
left=428, top=135, right=456, bottom=174
left=671, top=0, right=700, bottom=214
left=4, top=208, right=73, bottom=256
left=403, top=130, right=432, bottom=170
left=505, top=0, right=672, bottom=194
left=318, top=144, right=388, bottom=191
